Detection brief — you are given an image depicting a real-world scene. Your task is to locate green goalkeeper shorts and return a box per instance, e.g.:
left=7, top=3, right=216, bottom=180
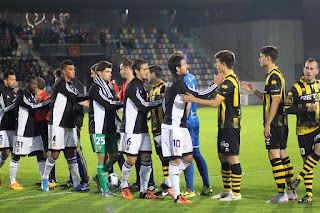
left=90, top=133, right=118, bottom=155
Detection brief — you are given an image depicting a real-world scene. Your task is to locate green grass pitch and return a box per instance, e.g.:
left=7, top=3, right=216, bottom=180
left=0, top=105, right=319, bottom=212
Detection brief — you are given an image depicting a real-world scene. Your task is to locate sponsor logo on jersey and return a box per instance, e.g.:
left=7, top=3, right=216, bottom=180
left=300, top=93, right=320, bottom=101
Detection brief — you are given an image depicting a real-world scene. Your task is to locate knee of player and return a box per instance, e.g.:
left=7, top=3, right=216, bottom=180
left=140, top=153, right=151, bottom=161
left=12, top=154, right=20, bottom=161
left=182, top=154, right=193, bottom=163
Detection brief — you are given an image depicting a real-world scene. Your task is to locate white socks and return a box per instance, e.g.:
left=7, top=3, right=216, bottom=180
left=169, top=162, right=180, bottom=199
left=37, top=160, right=45, bottom=178
left=67, top=157, right=80, bottom=188
left=9, top=158, right=19, bottom=184
left=43, top=157, right=56, bottom=179
left=121, top=161, right=133, bottom=189
left=140, top=160, right=152, bottom=193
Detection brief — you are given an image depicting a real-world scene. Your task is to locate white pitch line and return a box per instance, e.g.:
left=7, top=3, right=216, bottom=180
left=0, top=165, right=305, bottom=202
left=0, top=191, right=73, bottom=202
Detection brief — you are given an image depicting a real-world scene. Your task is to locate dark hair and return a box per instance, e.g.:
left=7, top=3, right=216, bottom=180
left=121, top=59, right=133, bottom=69
left=260, top=46, right=278, bottom=63
left=90, top=63, right=98, bottom=72
left=214, top=50, right=235, bottom=69
left=55, top=69, right=61, bottom=78
left=95, top=61, right=112, bottom=73
left=149, top=65, right=162, bottom=78
left=60, top=60, right=74, bottom=71
left=168, top=53, right=186, bottom=74
left=3, top=70, right=15, bottom=80
left=37, top=77, right=46, bottom=90
left=25, top=75, right=37, bottom=85
left=132, top=58, right=148, bottom=76
left=306, top=58, right=319, bottom=69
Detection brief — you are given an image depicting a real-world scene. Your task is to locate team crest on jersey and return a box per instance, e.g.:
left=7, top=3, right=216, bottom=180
left=288, top=92, right=293, bottom=96
left=271, top=80, right=277, bottom=85
left=222, top=85, right=228, bottom=89
left=98, top=145, right=102, bottom=150
left=126, top=147, right=130, bottom=151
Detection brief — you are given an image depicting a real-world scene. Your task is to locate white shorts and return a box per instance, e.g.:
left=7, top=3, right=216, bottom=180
left=0, top=130, right=16, bottom=149
left=119, top=133, right=152, bottom=155
left=49, top=125, right=77, bottom=150
left=161, top=125, right=193, bottom=158
left=13, top=135, right=43, bottom=155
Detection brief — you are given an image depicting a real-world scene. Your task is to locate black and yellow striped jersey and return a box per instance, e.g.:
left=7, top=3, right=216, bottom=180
left=285, top=77, right=320, bottom=135
left=149, top=80, right=165, bottom=136
left=216, top=71, right=241, bottom=129
left=263, top=66, right=287, bottom=127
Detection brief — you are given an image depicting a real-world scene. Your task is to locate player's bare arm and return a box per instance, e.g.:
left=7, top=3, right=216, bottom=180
left=240, top=81, right=263, bottom=100
left=181, top=92, right=224, bottom=108
left=264, top=96, right=280, bottom=138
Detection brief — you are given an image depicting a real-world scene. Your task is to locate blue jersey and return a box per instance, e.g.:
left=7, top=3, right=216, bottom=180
left=184, top=73, right=199, bottom=128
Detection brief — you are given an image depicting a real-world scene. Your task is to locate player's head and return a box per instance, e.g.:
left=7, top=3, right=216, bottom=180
left=55, top=69, right=61, bottom=80
left=90, top=63, right=98, bottom=79
left=303, top=58, right=319, bottom=83
left=259, top=46, right=278, bottom=67
left=168, top=52, right=188, bottom=76
left=120, top=59, right=133, bottom=80
left=148, top=65, right=162, bottom=84
left=132, top=58, right=149, bottom=80
left=60, top=60, right=75, bottom=81
left=36, top=77, right=46, bottom=91
left=3, top=70, right=16, bottom=89
left=25, top=75, right=37, bottom=94
left=96, top=61, right=112, bottom=82
left=214, top=50, right=235, bottom=73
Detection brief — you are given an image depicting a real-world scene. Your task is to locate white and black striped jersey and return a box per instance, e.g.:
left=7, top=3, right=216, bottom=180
left=16, top=90, right=51, bottom=137
left=88, top=82, right=123, bottom=134
left=163, top=73, right=218, bottom=128
left=0, top=85, right=17, bottom=130
left=120, top=77, right=162, bottom=134
left=48, top=78, right=88, bottom=128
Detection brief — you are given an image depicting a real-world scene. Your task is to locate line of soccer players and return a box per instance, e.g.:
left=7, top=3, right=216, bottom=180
left=1, top=46, right=319, bottom=204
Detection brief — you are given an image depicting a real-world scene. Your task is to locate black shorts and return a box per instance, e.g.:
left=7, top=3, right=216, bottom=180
left=265, top=125, right=288, bottom=150
left=298, top=127, right=320, bottom=157
left=217, top=128, right=240, bottom=155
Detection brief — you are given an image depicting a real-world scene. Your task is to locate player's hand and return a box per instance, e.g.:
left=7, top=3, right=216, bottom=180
left=35, top=96, right=41, bottom=103
left=214, top=73, right=224, bottom=85
left=307, top=103, right=318, bottom=112
left=181, top=92, right=196, bottom=102
left=241, top=81, right=255, bottom=93
left=264, top=124, right=272, bottom=138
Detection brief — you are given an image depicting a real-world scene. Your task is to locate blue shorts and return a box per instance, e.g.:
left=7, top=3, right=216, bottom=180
left=187, top=126, right=199, bottom=148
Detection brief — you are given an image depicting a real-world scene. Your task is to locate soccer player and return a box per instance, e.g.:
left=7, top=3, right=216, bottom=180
left=162, top=52, right=223, bottom=204
left=241, top=46, right=296, bottom=203
left=0, top=71, right=16, bottom=187
left=119, top=59, right=134, bottom=102
left=147, top=65, right=173, bottom=197
left=41, top=60, right=90, bottom=192
left=118, top=58, right=162, bottom=199
left=11, top=75, right=51, bottom=189
left=287, top=58, right=320, bottom=203
left=182, top=50, right=242, bottom=201
left=35, top=77, right=58, bottom=189
left=89, top=61, right=123, bottom=197
left=183, top=70, right=213, bottom=198
left=119, top=59, right=156, bottom=191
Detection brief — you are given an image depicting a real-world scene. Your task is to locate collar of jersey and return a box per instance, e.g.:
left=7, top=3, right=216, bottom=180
left=223, top=70, right=234, bottom=79
left=153, top=80, right=164, bottom=88
left=267, top=66, right=278, bottom=74
left=300, top=76, right=317, bottom=85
